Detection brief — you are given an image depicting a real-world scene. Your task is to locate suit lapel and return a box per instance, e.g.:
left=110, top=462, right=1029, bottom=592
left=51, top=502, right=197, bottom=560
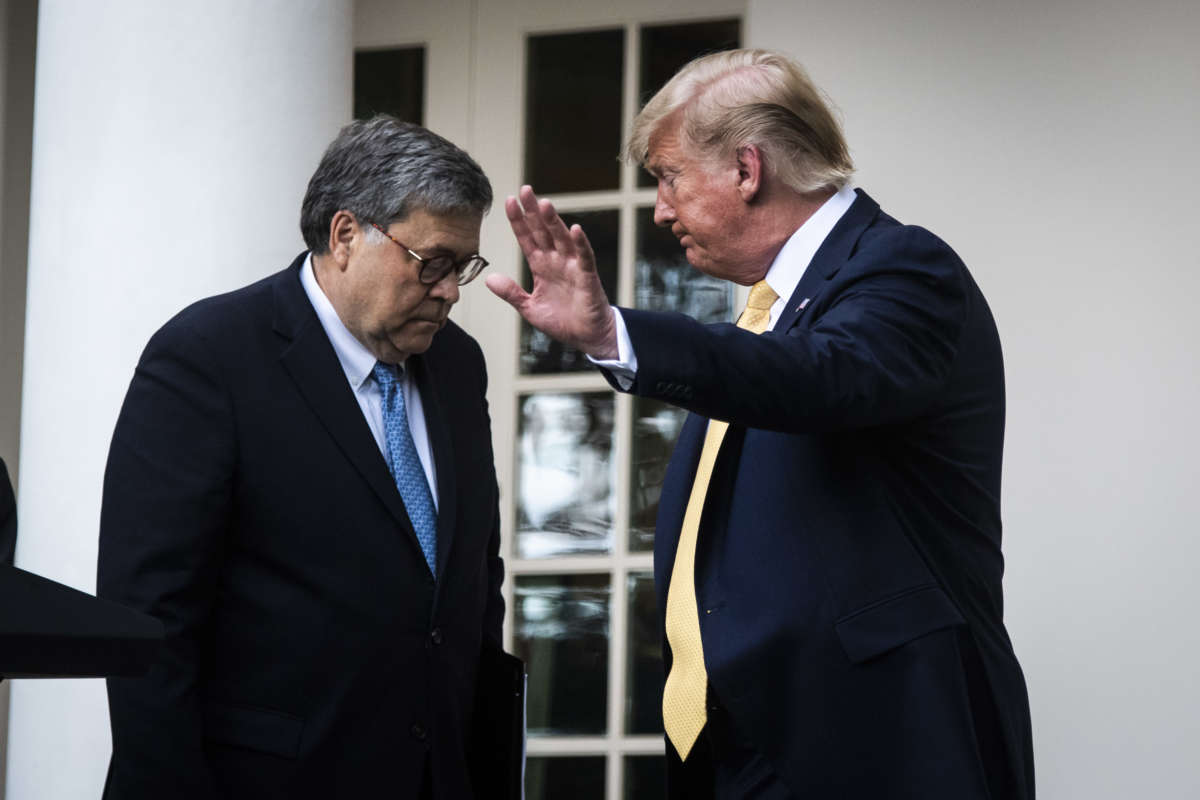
left=775, top=189, right=881, bottom=333
left=271, top=259, right=421, bottom=547
left=409, top=352, right=457, bottom=583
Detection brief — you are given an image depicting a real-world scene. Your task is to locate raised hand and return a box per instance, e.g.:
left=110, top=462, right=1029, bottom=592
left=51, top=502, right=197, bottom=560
left=485, top=185, right=619, bottom=360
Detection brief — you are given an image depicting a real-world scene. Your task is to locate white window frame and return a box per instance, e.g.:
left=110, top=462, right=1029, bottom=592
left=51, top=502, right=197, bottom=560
left=357, top=3, right=746, bottom=796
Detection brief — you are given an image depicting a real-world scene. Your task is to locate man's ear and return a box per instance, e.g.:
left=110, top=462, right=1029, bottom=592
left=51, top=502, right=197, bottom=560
left=735, top=144, right=764, bottom=203
left=327, top=210, right=359, bottom=269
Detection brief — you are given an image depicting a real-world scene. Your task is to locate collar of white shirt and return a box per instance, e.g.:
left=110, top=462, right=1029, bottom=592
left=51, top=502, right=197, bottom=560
left=762, top=183, right=858, bottom=330
left=300, top=253, right=402, bottom=387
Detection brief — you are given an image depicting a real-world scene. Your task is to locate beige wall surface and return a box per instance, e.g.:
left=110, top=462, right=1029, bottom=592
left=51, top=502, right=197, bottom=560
left=1, top=0, right=35, bottom=475
left=0, top=1, right=37, bottom=797
left=749, top=1, right=1200, bottom=797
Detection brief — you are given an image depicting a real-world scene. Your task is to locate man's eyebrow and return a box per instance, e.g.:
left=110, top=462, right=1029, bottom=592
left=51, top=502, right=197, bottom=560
left=419, top=242, right=477, bottom=258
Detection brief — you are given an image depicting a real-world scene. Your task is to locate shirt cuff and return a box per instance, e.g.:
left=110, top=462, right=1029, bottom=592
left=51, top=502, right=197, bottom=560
left=587, top=307, right=637, bottom=391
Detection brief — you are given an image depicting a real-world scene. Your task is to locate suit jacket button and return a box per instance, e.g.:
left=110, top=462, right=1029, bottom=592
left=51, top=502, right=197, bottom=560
left=430, top=628, right=444, bottom=645
left=411, top=723, right=427, bottom=741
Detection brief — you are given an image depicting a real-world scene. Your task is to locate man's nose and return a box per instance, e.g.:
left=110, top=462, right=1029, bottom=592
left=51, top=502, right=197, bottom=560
left=653, top=185, right=675, bottom=227
left=428, top=271, right=460, bottom=304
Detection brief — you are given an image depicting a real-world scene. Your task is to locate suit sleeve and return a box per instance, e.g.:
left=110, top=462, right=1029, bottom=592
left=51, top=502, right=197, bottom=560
left=614, top=227, right=969, bottom=434
left=97, top=318, right=234, bottom=798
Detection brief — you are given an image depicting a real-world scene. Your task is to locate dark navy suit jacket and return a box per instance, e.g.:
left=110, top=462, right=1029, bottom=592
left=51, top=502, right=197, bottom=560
left=609, top=191, right=1034, bottom=798
left=98, top=255, right=504, bottom=799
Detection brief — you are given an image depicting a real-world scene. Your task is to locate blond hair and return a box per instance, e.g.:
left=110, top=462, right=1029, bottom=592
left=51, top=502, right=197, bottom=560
left=625, top=49, right=853, bottom=194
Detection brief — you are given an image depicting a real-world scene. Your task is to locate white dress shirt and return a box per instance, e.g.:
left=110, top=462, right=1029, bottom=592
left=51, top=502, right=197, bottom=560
left=300, top=254, right=439, bottom=509
left=594, top=183, right=859, bottom=386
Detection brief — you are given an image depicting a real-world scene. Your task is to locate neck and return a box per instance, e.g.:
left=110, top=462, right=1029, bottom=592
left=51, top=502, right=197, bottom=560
left=311, top=252, right=334, bottom=293
left=741, top=186, right=836, bottom=282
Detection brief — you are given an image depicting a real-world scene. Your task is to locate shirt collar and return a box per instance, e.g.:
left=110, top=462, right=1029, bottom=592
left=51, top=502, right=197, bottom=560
left=300, top=253, right=395, bottom=390
left=763, top=183, right=858, bottom=307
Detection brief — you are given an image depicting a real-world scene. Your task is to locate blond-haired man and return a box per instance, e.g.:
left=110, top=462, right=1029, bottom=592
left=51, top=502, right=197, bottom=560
left=490, top=49, right=1033, bottom=799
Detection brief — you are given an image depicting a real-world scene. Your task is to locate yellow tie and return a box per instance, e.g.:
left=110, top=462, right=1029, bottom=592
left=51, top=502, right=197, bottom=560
left=662, top=279, right=778, bottom=759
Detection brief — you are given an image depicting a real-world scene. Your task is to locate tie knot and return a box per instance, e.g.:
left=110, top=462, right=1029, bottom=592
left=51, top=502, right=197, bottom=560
left=745, top=280, right=778, bottom=311
left=372, top=362, right=402, bottom=391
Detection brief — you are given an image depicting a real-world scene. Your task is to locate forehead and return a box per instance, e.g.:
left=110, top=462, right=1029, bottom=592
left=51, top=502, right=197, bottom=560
left=646, top=121, right=688, bottom=170
left=392, top=207, right=482, bottom=252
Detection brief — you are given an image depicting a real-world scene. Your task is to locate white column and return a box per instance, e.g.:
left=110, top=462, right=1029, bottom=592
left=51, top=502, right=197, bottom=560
left=6, top=1, right=352, bottom=797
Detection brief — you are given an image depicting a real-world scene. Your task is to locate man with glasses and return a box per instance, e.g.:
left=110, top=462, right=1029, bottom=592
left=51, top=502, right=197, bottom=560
left=98, top=117, right=507, bottom=799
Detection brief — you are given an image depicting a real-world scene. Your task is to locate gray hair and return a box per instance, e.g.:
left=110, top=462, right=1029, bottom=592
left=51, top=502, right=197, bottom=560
left=300, top=116, right=493, bottom=253
left=625, top=49, right=854, bottom=194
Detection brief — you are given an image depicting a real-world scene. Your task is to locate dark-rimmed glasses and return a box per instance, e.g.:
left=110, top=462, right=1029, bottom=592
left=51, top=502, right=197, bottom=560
left=369, top=221, right=489, bottom=286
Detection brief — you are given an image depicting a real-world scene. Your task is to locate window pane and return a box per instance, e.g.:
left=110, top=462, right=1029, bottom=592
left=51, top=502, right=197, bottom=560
left=527, top=756, right=606, bottom=799
left=515, top=574, right=611, bottom=735
left=629, top=398, right=687, bottom=552
left=635, top=208, right=734, bottom=323
left=624, top=755, right=667, bottom=799
left=526, top=29, right=624, bottom=193
left=520, top=210, right=619, bottom=374
left=625, top=572, right=664, bottom=734
left=516, top=392, right=615, bottom=558
left=636, top=20, right=741, bottom=186
left=353, top=47, right=425, bottom=124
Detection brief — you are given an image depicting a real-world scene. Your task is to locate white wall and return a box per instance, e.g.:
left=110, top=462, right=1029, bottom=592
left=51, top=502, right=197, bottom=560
left=5, top=1, right=352, bottom=797
left=749, top=0, right=1200, bottom=796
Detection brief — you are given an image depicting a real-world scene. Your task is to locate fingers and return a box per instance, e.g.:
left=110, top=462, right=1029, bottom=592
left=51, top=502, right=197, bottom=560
left=517, top=187, right=553, bottom=252
left=484, top=274, right=531, bottom=310
left=539, top=198, right=576, bottom=258
left=510, top=185, right=578, bottom=257
left=505, top=195, right=538, bottom=258
left=570, top=224, right=597, bottom=273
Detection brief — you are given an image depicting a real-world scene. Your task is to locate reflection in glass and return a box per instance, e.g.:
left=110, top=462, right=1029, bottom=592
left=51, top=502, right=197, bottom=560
left=526, top=756, right=606, bottom=799
left=526, top=29, right=624, bottom=194
left=626, top=572, right=664, bottom=734
left=516, top=392, right=615, bottom=558
left=629, top=398, right=687, bottom=552
left=636, top=208, right=734, bottom=323
left=515, top=575, right=611, bottom=736
left=520, top=210, right=620, bottom=374
left=624, top=755, right=667, bottom=799
left=637, top=20, right=741, bottom=187
left=353, top=47, right=425, bottom=124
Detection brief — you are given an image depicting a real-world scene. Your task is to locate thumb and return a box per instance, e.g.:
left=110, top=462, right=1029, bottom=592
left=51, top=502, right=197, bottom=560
left=484, top=274, right=530, bottom=310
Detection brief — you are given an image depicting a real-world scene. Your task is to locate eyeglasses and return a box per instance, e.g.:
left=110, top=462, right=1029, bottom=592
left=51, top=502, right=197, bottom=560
left=369, top=222, right=488, bottom=286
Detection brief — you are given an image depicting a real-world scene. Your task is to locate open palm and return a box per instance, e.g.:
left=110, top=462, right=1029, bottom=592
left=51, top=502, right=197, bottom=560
left=485, top=185, right=618, bottom=360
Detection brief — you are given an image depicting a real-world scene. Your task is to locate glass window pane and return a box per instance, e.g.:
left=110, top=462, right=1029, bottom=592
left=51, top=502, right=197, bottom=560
left=516, top=392, right=615, bottom=558
left=625, top=571, right=664, bottom=734
left=629, top=398, right=687, bottom=552
left=526, top=29, right=624, bottom=193
left=635, top=208, right=734, bottom=323
left=636, top=20, right=741, bottom=186
left=527, top=756, right=606, bottom=800
left=520, top=210, right=619, bottom=374
left=515, top=574, right=611, bottom=736
left=624, top=755, right=667, bottom=799
left=353, top=47, right=425, bottom=124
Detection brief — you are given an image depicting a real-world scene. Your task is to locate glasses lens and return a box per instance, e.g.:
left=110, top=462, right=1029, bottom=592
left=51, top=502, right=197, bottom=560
left=420, top=256, right=456, bottom=285
left=456, top=257, right=488, bottom=286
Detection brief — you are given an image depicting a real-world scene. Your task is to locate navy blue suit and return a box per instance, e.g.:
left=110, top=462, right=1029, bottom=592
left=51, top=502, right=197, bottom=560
left=98, top=256, right=504, bottom=799
left=608, top=191, right=1033, bottom=798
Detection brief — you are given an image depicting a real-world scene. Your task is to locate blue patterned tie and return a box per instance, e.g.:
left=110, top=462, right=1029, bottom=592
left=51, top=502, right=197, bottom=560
left=373, top=362, right=438, bottom=575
